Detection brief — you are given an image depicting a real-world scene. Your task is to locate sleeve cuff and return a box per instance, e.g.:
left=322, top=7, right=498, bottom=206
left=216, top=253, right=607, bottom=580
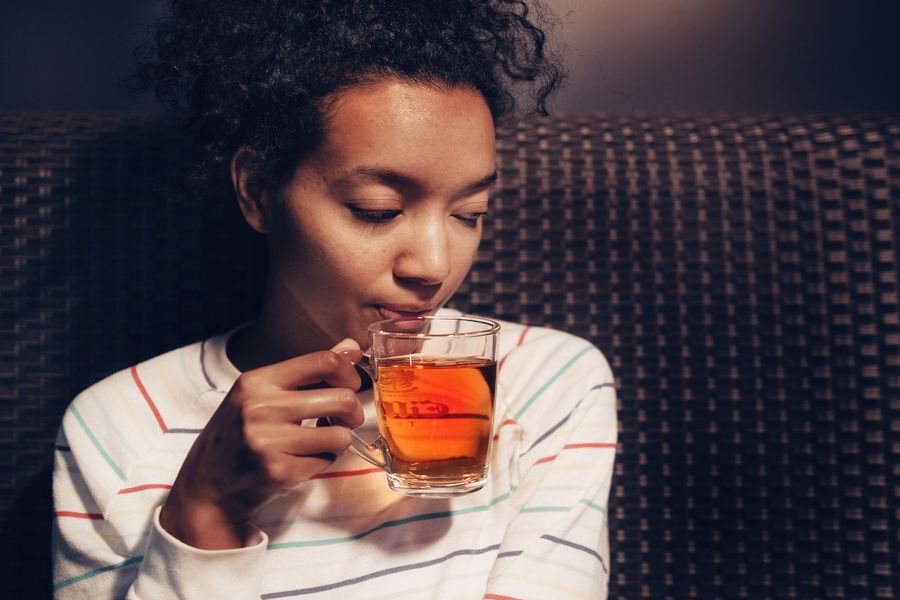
left=129, top=505, right=268, bottom=599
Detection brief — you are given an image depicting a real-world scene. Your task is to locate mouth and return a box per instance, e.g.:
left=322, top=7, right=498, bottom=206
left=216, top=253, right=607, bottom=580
left=374, top=304, right=439, bottom=321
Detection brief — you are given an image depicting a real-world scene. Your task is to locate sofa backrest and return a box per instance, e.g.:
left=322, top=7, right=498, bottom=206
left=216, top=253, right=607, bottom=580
left=2, top=112, right=899, bottom=599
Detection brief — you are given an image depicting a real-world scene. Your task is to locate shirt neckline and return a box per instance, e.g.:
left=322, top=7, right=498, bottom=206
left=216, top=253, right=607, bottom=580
left=199, top=307, right=464, bottom=391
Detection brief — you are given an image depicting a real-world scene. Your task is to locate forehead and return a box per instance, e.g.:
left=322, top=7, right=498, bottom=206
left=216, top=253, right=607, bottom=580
left=308, top=79, right=497, bottom=180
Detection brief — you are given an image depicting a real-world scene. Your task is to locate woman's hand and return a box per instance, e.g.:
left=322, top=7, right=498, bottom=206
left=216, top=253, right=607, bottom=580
left=159, top=340, right=364, bottom=549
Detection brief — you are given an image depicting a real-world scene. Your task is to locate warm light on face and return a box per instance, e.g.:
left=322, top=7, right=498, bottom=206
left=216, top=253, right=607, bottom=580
left=260, top=79, right=497, bottom=354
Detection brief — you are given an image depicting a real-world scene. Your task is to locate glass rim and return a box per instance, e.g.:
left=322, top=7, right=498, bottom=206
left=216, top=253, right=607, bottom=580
left=367, top=315, right=501, bottom=339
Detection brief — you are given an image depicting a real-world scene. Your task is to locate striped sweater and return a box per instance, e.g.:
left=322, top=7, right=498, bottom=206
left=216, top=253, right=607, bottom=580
left=53, top=312, right=618, bottom=599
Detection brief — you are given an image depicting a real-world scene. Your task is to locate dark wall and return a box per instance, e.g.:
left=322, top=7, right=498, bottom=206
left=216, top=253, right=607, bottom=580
left=550, top=0, right=900, bottom=114
left=1, top=0, right=899, bottom=114
left=0, top=0, right=162, bottom=111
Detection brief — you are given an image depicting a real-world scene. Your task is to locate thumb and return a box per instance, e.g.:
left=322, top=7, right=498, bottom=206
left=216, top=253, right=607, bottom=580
left=330, top=338, right=363, bottom=364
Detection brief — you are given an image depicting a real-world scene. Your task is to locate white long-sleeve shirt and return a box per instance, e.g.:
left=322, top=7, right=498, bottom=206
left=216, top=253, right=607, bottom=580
left=53, top=310, right=618, bottom=599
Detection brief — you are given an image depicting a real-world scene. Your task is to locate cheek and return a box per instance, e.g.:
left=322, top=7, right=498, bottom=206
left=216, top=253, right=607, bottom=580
left=330, top=246, right=387, bottom=284
left=454, top=229, right=481, bottom=268
left=298, top=229, right=391, bottom=290
left=440, top=230, right=481, bottom=290
left=271, top=209, right=353, bottom=273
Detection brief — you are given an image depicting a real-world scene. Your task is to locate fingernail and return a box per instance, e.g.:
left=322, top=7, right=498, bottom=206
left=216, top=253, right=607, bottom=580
left=330, top=338, right=357, bottom=352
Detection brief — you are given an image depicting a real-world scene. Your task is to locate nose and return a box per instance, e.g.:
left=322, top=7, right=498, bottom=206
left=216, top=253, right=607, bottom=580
left=393, top=218, right=452, bottom=286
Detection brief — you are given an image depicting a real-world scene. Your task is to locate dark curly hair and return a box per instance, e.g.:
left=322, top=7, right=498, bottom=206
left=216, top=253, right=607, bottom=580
left=131, top=0, right=564, bottom=195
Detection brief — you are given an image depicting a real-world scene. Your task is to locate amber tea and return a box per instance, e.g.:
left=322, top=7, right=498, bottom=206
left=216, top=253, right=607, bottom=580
left=345, top=315, right=500, bottom=497
left=373, top=356, right=496, bottom=485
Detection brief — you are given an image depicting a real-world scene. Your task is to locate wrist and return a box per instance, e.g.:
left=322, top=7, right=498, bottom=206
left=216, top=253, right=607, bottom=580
left=160, top=492, right=251, bottom=550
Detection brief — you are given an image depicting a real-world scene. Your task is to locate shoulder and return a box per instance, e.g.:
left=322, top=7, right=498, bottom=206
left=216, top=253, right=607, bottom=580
left=67, top=340, right=211, bottom=421
left=57, top=340, right=214, bottom=495
left=487, top=312, right=612, bottom=384
left=495, top=319, right=611, bottom=380
left=439, top=307, right=612, bottom=381
left=490, top=320, right=617, bottom=456
left=440, top=308, right=614, bottom=422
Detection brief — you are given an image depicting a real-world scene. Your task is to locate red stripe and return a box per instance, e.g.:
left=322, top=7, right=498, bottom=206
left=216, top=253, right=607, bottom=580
left=310, top=467, right=382, bottom=480
left=484, top=594, right=523, bottom=600
left=535, top=442, right=617, bottom=465
left=131, top=365, right=168, bottom=433
left=117, top=483, right=173, bottom=495
left=492, top=418, right=518, bottom=441
left=55, top=511, right=103, bottom=520
left=564, top=442, right=617, bottom=450
left=498, top=326, right=532, bottom=372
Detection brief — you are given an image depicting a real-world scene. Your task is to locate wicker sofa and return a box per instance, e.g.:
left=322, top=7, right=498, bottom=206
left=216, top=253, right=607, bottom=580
left=2, top=112, right=898, bottom=599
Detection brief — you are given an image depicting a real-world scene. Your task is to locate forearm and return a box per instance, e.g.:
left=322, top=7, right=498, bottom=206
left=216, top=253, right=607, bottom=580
left=127, top=507, right=268, bottom=600
left=159, top=489, right=249, bottom=550
left=54, top=415, right=268, bottom=599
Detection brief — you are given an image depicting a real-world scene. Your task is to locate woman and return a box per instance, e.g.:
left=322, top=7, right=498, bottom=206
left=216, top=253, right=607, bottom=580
left=52, top=1, right=617, bottom=598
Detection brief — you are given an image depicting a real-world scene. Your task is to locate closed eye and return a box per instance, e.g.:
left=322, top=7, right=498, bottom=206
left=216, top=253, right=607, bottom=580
left=349, top=208, right=402, bottom=223
left=454, top=211, right=489, bottom=227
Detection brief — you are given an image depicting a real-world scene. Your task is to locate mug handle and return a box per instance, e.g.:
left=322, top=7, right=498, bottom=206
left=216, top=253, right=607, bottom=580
left=332, top=350, right=389, bottom=471
left=348, top=430, right=389, bottom=470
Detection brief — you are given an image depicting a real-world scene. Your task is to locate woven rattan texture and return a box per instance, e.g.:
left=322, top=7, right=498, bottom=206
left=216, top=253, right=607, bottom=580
left=2, top=113, right=899, bottom=598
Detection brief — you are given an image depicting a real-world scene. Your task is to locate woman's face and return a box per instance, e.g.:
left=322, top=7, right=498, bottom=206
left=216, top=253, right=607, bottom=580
left=259, top=79, right=497, bottom=351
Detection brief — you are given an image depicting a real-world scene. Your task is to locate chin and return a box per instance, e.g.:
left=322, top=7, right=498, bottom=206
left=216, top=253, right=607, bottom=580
left=336, top=321, right=372, bottom=350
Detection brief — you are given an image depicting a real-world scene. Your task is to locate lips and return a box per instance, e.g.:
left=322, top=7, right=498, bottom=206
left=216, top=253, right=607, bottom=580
left=375, top=304, right=438, bottom=321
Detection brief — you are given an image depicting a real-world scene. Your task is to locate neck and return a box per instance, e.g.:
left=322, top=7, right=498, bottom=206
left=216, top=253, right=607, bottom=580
left=226, top=274, right=334, bottom=372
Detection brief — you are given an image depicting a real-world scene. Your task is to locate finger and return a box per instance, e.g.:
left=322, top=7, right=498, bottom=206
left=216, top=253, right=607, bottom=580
left=258, top=450, right=339, bottom=491
left=239, top=349, right=361, bottom=392
left=330, top=338, right=361, bottom=355
left=330, top=339, right=376, bottom=390
left=331, top=339, right=363, bottom=367
left=244, top=388, right=365, bottom=429
left=255, top=422, right=355, bottom=458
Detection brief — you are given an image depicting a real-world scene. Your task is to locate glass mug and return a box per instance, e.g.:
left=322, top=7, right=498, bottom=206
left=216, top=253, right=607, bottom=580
left=344, top=315, right=500, bottom=498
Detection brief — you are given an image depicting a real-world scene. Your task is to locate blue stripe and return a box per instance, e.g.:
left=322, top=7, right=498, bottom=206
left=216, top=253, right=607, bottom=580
left=199, top=339, right=217, bottom=389
left=540, top=534, right=608, bottom=574
left=53, top=556, right=143, bottom=590
left=262, top=545, right=501, bottom=598
left=514, top=346, right=594, bottom=419
left=69, top=406, right=126, bottom=481
left=269, top=492, right=511, bottom=550
left=521, top=382, right=615, bottom=456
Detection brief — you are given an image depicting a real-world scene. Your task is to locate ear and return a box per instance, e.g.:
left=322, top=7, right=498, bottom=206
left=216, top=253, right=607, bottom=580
left=231, top=148, right=272, bottom=234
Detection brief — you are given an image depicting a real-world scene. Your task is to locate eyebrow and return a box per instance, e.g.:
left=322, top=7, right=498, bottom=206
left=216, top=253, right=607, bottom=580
left=336, top=167, right=498, bottom=197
